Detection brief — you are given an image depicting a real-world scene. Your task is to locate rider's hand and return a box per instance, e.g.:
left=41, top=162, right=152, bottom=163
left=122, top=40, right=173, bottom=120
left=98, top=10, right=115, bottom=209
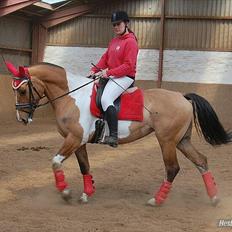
left=87, top=70, right=96, bottom=79
left=95, top=69, right=108, bottom=78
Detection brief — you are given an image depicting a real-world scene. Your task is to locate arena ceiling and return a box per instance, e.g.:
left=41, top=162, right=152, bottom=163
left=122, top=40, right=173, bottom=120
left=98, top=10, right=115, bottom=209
left=0, top=0, right=108, bottom=28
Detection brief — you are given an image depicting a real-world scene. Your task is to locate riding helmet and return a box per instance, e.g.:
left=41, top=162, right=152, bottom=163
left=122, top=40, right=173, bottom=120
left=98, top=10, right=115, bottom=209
left=111, top=11, right=129, bottom=23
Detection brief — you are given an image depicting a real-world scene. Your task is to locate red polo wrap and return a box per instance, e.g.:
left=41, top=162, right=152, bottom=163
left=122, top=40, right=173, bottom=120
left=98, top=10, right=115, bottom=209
left=83, top=174, right=95, bottom=196
left=155, top=181, right=172, bottom=205
left=54, top=170, right=68, bottom=191
left=202, top=171, right=217, bottom=198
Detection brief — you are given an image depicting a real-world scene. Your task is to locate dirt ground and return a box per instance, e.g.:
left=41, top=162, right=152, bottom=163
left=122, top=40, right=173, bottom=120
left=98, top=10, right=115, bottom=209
left=0, top=117, right=232, bottom=232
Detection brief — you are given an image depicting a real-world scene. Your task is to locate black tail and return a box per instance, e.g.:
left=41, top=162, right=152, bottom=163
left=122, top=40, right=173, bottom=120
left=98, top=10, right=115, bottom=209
left=184, top=93, right=232, bottom=145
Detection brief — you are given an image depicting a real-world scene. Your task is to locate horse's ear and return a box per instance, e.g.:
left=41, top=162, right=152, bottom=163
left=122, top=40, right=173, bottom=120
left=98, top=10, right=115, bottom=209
left=19, top=66, right=30, bottom=79
left=19, top=66, right=26, bottom=76
left=6, top=61, right=20, bottom=77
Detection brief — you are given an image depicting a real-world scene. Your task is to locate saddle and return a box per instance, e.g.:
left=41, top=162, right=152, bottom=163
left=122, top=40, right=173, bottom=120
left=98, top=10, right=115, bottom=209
left=90, top=78, right=144, bottom=121
left=90, top=78, right=144, bottom=144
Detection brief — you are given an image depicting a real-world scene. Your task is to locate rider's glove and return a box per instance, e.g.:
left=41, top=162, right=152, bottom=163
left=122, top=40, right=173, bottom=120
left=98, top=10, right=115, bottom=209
left=87, top=70, right=96, bottom=79
left=95, top=69, right=108, bottom=78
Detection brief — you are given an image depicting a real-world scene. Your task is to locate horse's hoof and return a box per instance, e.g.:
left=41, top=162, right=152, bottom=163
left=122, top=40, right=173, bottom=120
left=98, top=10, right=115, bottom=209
left=147, top=198, right=157, bottom=207
left=79, top=193, right=88, bottom=204
left=147, top=198, right=163, bottom=207
left=211, top=196, right=220, bottom=207
left=61, top=188, right=72, bottom=201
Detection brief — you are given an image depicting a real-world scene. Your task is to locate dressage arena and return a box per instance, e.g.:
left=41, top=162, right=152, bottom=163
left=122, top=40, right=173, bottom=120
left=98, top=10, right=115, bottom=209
left=0, top=78, right=231, bottom=232
left=1, top=0, right=232, bottom=231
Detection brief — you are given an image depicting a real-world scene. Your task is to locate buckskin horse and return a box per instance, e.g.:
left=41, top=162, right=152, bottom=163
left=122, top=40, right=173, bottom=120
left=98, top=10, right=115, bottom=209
left=6, top=62, right=232, bottom=207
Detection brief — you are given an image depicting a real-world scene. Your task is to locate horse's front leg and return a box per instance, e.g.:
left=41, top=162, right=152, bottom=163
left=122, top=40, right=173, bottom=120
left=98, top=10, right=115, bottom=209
left=75, top=144, right=95, bottom=203
left=52, top=133, right=82, bottom=201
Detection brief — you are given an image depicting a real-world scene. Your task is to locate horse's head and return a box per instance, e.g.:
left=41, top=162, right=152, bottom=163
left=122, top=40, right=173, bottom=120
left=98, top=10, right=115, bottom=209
left=6, top=62, right=45, bottom=124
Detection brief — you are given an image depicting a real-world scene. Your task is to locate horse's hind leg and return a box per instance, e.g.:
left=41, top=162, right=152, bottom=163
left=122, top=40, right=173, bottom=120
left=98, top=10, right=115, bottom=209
left=75, top=144, right=95, bottom=203
left=177, top=127, right=219, bottom=206
left=148, top=141, right=180, bottom=206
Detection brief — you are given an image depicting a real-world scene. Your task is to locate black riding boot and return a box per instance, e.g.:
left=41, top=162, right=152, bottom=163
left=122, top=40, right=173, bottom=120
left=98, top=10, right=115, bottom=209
left=103, top=105, right=118, bottom=148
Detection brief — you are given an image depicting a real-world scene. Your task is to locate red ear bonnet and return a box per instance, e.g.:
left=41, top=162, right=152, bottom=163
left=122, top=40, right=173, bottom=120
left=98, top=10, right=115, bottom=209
left=6, top=62, right=20, bottom=77
left=6, top=62, right=31, bottom=90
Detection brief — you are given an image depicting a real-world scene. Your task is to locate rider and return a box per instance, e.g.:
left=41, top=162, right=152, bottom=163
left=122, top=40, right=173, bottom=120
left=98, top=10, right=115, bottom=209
left=89, top=11, right=139, bottom=147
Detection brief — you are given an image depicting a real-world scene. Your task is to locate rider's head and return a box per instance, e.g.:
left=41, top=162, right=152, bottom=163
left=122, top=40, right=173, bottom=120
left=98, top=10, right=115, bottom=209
left=111, top=11, right=129, bottom=36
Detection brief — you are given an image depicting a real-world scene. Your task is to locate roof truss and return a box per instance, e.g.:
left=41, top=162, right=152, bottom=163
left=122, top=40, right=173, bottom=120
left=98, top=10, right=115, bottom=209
left=0, top=0, right=40, bottom=17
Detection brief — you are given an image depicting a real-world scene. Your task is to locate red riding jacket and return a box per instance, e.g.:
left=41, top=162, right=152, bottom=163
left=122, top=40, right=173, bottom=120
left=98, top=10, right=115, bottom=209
left=91, top=32, right=138, bottom=78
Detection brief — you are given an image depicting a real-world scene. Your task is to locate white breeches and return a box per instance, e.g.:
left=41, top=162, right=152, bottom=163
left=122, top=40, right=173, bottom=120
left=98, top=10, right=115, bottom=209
left=101, top=76, right=134, bottom=111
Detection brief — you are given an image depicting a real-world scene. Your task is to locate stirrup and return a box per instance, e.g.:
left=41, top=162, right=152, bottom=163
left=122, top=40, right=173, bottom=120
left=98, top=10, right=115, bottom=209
left=90, top=119, right=105, bottom=144
left=102, top=136, right=118, bottom=148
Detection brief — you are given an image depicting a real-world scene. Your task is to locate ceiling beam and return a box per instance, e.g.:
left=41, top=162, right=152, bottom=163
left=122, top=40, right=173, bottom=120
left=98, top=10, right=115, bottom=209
left=0, top=0, right=39, bottom=17
left=20, top=9, right=43, bottom=17
left=41, top=4, right=94, bottom=28
left=33, top=2, right=54, bottom=11
left=0, top=0, right=34, bottom=7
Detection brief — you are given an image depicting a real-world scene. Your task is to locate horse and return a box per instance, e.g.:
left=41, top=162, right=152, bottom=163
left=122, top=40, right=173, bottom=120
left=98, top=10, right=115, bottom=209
left=6, top=62, right=231, bottom=206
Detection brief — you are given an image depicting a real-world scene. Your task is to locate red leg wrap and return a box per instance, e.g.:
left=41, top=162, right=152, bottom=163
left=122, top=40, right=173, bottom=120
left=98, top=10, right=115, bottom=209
left=54, top=170, right=68, bottom=192
left=83, top=174, right=95, bottom=196
left=202, top=171, right=217, bottom=198
left=155, top=181, right=172, bottom=205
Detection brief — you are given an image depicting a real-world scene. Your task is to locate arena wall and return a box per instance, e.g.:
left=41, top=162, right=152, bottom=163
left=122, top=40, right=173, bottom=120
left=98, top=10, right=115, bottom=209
left=43, top=46, right=232, bottom=126
left=45, top=46, right=232, bottom=128
left=44, top=46, right=232, bottom=84
left=1, top=47, right=231, bottom=127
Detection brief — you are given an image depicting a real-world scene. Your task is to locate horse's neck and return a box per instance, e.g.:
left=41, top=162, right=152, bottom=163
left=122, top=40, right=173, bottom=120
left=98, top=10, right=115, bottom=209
left=30, top=65, right=93, bottom=110
left=66, top=72, right=91, bottom=89
left=65, top=72, right=93, bottom=98
left=29, top=65, right=67, bottom=97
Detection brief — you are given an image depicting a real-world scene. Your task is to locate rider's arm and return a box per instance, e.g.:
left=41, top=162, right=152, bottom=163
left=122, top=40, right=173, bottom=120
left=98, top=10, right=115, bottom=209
left=91, top=49, right=109, bottom=73
left=106, top=39, right=138, bottom=78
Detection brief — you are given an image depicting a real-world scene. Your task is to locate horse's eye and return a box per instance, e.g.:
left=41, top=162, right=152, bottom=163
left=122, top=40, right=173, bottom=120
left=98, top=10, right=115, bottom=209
left=18, top=89, right=26, bottom=96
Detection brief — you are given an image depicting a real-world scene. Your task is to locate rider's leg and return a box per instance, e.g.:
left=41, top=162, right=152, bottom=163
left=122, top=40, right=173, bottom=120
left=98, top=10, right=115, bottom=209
left=104, top=105, right=118, bottom=147
left=101, top=76, right=134, bottom=147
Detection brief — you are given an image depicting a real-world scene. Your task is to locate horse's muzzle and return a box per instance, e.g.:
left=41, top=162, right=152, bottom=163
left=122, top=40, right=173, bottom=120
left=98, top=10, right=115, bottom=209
left=16, top=109, right=33, bottom=125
